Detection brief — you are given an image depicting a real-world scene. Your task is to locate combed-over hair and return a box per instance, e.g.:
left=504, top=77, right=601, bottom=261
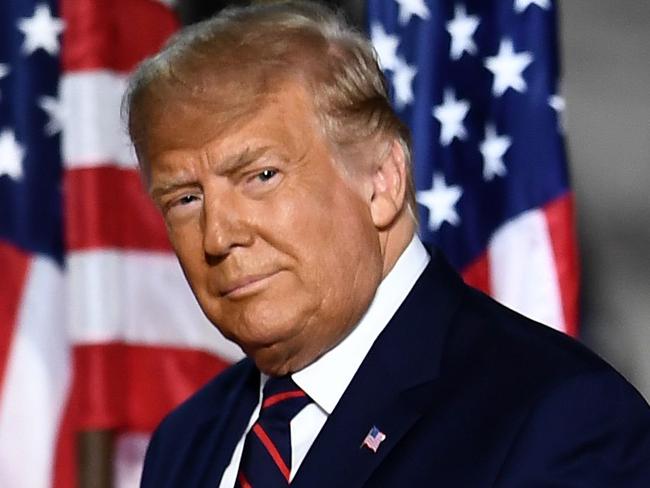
left=123, top=0, right=416, bottom=211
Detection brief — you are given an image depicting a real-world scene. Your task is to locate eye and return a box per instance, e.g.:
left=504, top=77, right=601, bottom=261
left=177, top=194, right=198, bottom=205
left=166, top=193, right=201, bottom=212
left=257, top=168, right=277, bottom=182
left=243, top=167, right=282, bottom=196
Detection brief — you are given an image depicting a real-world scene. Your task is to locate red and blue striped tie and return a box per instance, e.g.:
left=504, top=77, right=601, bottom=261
left=235, top=376, right=312, bottom=487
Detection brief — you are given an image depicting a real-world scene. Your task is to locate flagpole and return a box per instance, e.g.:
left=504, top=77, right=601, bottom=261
left=78, top=430, right=113, bottom=488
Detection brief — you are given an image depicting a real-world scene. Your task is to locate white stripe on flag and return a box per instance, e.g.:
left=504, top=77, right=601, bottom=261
left=488, top=208, right=566, bottom=332
left=114, top=432, right=150, bottom=488
left=62, top=71, right=137, bottom=169
left=0, top=256, right=70, bottom=488
left=68, top=250, right=244, bottom=362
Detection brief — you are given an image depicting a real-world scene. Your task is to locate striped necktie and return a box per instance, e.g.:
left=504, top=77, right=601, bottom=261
left=235, top=376, right=312, bottom=487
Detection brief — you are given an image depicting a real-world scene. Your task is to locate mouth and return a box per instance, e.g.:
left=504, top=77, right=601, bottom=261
left=220, top=271, right=281, bottom=299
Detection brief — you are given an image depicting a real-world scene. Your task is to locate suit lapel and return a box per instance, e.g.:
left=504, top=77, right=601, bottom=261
left=185, top=360, right=260, bottom=487
left=292, top=252, right=465, bottom=487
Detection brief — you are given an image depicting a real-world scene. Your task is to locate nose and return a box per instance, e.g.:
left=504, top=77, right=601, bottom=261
left=201, top=189, right=254, bottom=260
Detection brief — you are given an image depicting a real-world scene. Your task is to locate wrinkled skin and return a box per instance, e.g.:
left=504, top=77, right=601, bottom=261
left=138, top=82, right=413, bottom=375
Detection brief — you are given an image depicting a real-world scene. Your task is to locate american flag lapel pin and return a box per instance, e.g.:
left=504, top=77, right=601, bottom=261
left=361, top=425, right=386, bottom=453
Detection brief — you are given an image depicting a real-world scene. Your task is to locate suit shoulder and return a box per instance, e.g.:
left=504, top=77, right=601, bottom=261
left=154, top=358, right=254, bottom=436
left=492, top=353, right=650, bottom=486
left=449, top=284, right=634, bottom=393
left=141, top=359, right=255, bottom=487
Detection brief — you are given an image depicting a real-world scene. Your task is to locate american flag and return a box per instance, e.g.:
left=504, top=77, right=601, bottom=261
left=0, top=2, right=68, bottom=487
left=367, top=0, right=579, bottom=336
left=362, top=425, right=387, bottom=453
left=0, top=1, right=241, bottom=486
left=0, top=0, right=579, bottom=486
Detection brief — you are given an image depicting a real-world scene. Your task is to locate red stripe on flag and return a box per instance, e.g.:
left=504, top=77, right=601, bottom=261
left=544, top=192, right=580, bottom=337
left=0, top=242, right=31, bottom=401
left=72, top=343, right=229, bottom=431
left=252, top=424, right=291, bottom=481
left=461, top=251, right=491, bottom=295
left=61, top=0, right=178, bottom=73
left=65, top=166, right=172, bottom=251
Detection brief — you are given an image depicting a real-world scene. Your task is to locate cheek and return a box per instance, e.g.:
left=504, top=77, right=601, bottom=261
left=288, top=195, right=380, bottom=294
left=167, top=221, right=207, bottom=289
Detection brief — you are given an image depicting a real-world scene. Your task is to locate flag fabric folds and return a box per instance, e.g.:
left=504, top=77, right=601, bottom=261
left=367, top=0, right=579, bottom=336
left=1, top=1, right=242, bottom=486
left=0, top=1, right=69, bottom=486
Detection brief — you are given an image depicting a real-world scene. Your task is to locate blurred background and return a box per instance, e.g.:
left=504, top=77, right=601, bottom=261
left=1, top=1, right=648, bottom=487
left=559, top=0, right=650, bottom=400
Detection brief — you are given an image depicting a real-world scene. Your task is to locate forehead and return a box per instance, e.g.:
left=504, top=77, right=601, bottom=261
left=136, top=79, right=332, bottom=174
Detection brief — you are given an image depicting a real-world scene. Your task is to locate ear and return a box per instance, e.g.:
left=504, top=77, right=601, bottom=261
left=369, top=139, right=407, bottom=229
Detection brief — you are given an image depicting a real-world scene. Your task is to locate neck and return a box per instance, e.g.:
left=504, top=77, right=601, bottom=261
left=379, top=212, right=416, bottom=278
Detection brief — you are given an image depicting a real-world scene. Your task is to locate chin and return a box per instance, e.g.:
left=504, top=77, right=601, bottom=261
left=245, top=343, right=304, bottom=376
left=217, top=316, right=303, bottom=370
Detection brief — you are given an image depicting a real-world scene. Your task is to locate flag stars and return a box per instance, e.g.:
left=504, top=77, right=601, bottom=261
left=371, top=23, right=400, bottom=71
left=433, top=89, right=470, bottom=146
left=446, top=4, right=480, bottom=60
left=392, top=58, right=417, bottom=108
left=0, top=130, right=25, bottom=181
left=480, top=124, right=511, bottom=181
left=394, top=0, right=431, bottom=25
left=38, top=95, right=66, bottom=136
left=548, top=93, right=567, bottom=131
left=17, top=4, right=65, bottom=56
left=514, top=0, right=551, bottom=13
left=484, top=38, right=533, bottom=96
left=548, top=94, right=566, bottom=112
left=417, top=173, right=463, bottom=231
left=0, top=64, right=9, bottom=100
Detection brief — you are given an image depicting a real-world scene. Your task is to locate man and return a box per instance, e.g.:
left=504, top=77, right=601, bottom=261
left=124, top=1, right=650, bottom=486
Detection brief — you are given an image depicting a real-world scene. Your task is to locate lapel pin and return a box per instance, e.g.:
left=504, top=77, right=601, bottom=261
left=361, top=425, right=386, bottom=453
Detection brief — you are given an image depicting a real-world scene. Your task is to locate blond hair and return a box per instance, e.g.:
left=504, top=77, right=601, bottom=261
left=123, top=0, right=416, bottom=210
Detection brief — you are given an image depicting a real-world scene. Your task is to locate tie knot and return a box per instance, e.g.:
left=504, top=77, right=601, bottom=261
left=261, top=376, right=311, bottom=412
left=235, top=376, right=312, bottom=486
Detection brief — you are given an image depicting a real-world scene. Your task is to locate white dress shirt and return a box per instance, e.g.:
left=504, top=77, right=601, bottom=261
left=219, top=236, right=429, bottom=487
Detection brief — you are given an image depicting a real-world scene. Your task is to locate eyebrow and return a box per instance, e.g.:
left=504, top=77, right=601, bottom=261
left=218, top=145, right=274, bottom=175
left=149, top=145, right=275, bottom=200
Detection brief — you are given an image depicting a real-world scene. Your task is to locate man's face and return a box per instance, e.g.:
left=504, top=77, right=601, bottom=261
left=140, top=83, right=384, bottom=374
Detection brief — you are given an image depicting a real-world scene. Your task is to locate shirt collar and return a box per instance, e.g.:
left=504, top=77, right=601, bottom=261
left=292, top=235, right=430, bottom=414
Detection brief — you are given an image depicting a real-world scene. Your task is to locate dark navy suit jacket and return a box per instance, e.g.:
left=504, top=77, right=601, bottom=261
left=141, top=252, right=650, bottom=487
